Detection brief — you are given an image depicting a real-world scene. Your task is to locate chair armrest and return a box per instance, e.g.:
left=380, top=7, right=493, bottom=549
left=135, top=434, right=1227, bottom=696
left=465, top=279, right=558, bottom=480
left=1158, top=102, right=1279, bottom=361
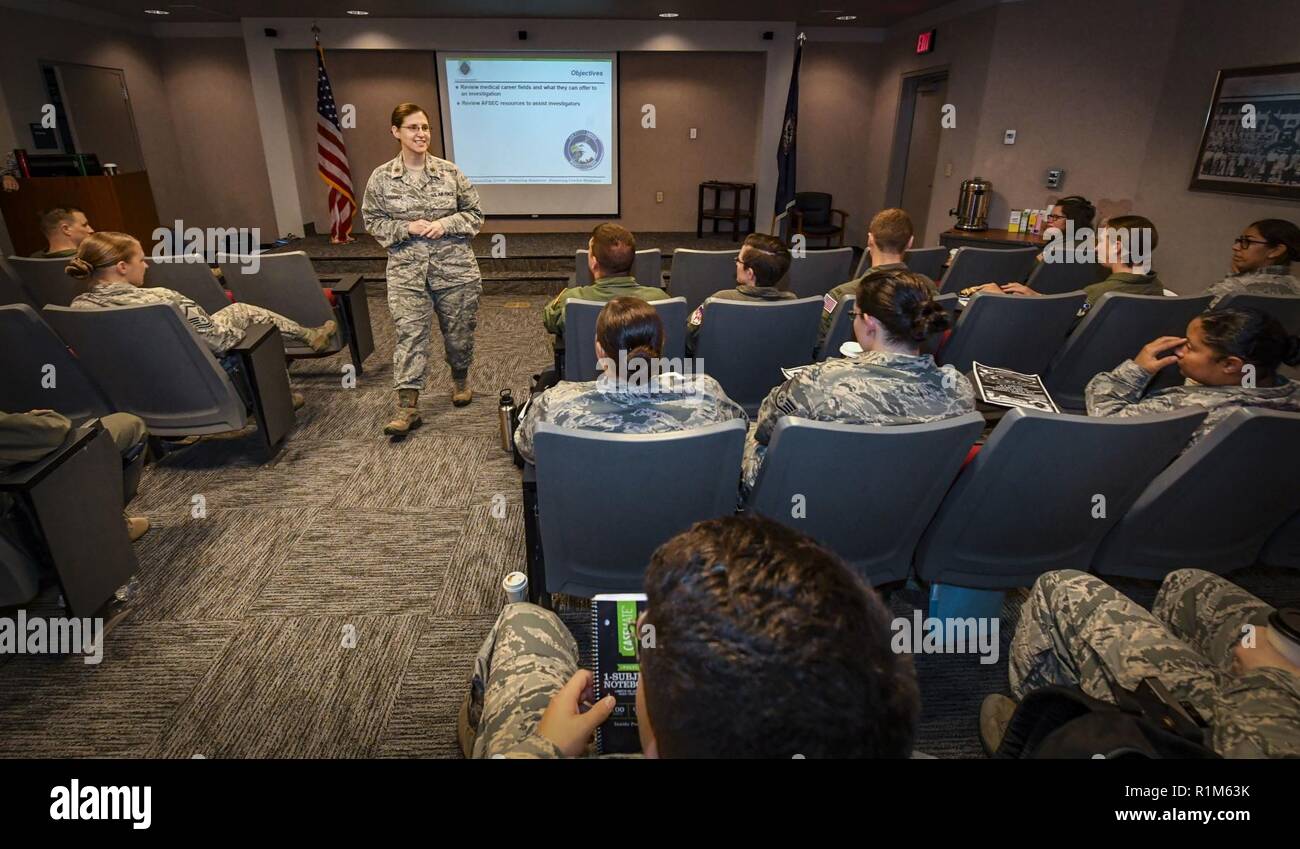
left=325, top=273, right=364, bottom=295
left=230, top=321, right=278, bottom=353
left=831, top=209, right=850, bottom=226
left=790, top=210, right=804, bottom=230
left=0, top=425, right=99, bottom=492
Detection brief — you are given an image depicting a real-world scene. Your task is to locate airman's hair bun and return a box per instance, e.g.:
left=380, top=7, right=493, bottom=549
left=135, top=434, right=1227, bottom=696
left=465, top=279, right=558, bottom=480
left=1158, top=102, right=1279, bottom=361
left=65, top=257, right=93, bottom=280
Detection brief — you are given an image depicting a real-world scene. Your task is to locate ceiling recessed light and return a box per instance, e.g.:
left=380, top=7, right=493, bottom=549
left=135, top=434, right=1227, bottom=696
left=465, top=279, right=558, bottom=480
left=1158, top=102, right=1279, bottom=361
left=659, top=12, right=679, bottom=18
left=346, top=9, right=370, bottom=14
left=144, top=8, right=170, bottom=14
left=836, top=15, right=858, bottom=21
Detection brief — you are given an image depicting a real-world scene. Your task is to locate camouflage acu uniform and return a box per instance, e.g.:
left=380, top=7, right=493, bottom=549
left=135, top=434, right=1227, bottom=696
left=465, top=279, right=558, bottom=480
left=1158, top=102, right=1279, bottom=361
left=514, top=371, right=747, bottom=465
left=1205, top=265, right=1300, bottom=307
left=687, top=285, right=797, bottom=352
left=743, top=351, right=975, bottom=488
left=1085, top=359, right=1300, bottom=450
left=361, top=154, right=484, bottom=389
left=1010, top=569, right=1300, bottom=758
left=818, top=262, right=914, bottom=343
left=70, top=281, right=315, bottom=355
left=464, top=603, right=576, bottom=758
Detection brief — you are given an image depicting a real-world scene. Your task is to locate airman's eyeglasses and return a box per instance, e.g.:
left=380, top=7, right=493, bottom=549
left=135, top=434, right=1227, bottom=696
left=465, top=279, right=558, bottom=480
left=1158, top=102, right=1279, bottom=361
left=401, top=124, right=432, bottom=133
left=1234, top=236, right=1271, bottom=249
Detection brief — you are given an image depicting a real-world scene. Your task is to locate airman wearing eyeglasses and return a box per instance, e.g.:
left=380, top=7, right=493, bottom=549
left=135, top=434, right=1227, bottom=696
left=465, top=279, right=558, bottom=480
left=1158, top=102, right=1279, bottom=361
left=362, top=102, right=485, bottom=435
left=686, top=233, right=795, bottom=352
left=1205, top=219, right=1300, bottom=307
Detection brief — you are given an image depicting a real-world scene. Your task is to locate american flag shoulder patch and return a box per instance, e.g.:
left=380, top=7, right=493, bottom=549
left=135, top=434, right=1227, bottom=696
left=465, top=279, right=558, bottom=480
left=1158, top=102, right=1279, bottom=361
left=689, top=305, right=704, bottom=326
left=823, top=293, right=837, bottom=314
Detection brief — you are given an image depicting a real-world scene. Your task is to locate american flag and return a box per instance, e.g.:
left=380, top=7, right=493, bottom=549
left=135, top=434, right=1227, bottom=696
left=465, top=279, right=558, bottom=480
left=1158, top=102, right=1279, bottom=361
left=316, top=39, right=355, bottom=243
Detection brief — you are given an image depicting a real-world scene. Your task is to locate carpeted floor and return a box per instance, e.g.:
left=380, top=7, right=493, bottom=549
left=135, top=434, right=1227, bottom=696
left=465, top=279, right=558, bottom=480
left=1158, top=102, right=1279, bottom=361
left=2, top=282, right=1297, bottom=759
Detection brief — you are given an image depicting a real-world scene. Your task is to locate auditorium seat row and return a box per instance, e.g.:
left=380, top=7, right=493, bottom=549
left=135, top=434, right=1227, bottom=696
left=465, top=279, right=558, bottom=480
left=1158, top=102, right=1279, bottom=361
left=522, top=406, right=1300, bottom=612
left=5, top=250, right=375, bottom=373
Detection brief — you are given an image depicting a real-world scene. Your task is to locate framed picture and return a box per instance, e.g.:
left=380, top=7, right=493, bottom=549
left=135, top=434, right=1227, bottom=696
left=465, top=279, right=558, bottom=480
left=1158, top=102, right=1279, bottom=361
left=1189, top=63, right=1300, bottom=201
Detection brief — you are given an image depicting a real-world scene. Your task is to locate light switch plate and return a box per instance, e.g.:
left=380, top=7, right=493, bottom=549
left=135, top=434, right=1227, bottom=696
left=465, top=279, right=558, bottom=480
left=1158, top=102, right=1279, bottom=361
left=655, top=191, right=664, bottom=203
left=1003, top=129, right=1017, bottom=144
left=689, top=127, right=697, bottom=139
left=1046, top=168, right=1064, bottom=189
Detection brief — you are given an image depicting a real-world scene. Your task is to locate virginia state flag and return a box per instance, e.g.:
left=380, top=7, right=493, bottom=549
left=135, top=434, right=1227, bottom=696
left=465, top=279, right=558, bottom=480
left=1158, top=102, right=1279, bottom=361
left=774, top=37, right=804, bottom=218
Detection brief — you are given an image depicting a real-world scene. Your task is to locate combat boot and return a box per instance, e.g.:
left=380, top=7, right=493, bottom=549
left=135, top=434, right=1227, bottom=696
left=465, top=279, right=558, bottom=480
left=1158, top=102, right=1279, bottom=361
left=452, top=378, right=473, bottom=407
left=384, top=388, right=422, bottom=435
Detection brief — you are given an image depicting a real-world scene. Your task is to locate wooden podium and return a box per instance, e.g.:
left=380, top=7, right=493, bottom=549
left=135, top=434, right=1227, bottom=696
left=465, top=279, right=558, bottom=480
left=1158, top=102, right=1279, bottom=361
left=0, top=172, right=160, bottom=256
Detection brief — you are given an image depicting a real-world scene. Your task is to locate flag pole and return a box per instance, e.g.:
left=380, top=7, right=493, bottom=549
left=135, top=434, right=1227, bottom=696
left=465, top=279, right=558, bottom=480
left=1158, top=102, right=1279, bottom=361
left=772, top=32, right=805, bottom=237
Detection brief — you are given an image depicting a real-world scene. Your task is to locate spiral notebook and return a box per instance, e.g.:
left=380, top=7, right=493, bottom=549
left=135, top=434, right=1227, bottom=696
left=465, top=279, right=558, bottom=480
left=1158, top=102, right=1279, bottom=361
left=591, top=593, right=648, bottom=755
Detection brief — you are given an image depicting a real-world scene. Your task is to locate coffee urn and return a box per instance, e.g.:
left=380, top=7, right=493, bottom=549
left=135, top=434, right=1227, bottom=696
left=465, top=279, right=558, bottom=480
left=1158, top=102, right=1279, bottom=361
left=950, top=177, right=992, bottom=231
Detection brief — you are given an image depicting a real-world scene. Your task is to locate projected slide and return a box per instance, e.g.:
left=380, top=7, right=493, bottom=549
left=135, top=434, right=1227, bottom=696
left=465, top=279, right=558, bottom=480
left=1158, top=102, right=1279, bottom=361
left=438, top=53, right=619, bottom=216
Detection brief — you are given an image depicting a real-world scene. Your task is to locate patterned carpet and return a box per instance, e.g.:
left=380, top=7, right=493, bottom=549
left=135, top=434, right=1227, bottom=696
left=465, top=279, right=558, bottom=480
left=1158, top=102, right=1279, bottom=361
left=2, top=282, right=1296, bottom=759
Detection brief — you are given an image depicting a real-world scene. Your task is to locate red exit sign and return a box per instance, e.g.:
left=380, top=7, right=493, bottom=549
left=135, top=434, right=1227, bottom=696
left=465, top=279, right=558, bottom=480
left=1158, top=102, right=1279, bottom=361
left=916, top=29, right=936, bottom=54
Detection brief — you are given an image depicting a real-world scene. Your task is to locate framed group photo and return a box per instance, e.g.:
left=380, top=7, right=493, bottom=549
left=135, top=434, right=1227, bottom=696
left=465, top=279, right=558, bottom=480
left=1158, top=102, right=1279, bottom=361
left=1190, top=62, right=1300, bottom=201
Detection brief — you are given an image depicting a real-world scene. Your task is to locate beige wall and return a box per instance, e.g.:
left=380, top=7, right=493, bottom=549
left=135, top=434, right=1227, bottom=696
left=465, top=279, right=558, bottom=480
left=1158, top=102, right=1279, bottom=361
left=863, top=3, right=1001, bottom=247
left=156, top=37, right=278, bottom=234
left=1135, top=0, right=1300, bottom=293
left=5, top=0, right=1299, bottom=279
left=276, top=49, right=766, bottom=235
left=277, top=49, right=443, bottom=237
left=617, top=51, right=765, bottom=232
left=854, top=0, right=1300, bottom=293
left=796, top=41, right=880, bottom=244
left=0, top=7, right=186, bottom=242
left=964, top=0, right=1181, bottom=230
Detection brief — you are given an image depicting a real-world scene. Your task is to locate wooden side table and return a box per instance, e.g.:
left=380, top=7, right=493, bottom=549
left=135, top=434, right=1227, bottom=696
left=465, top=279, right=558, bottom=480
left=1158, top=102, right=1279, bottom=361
left=939, top=228, right=1046, bottom=251
left=697, top=181, right=756, bottom=241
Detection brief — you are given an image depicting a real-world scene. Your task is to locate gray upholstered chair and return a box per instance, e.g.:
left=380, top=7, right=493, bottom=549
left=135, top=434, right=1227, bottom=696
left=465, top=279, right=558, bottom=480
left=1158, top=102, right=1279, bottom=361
left=533, top=420, right=746, bottom=598
left=1092, top=408, right=1300, bottom=579
left=1044, top=293, right=1213, bottom=411
left=936, top=246, right=1039, bottom=295
left=787, top=247, right=854, bottom=299
left=1213, top=292, right=1300, bottom=334
left=694, top=296, right=823, bottom=416
left=1260, top=511, right=1300, bottom=570
left=0, top=424, right=139, bottom=616
left=746, top=413, right=984, bottom=586
left=219, top=251, right=373, bottom=371
left=44, top=303, right=295, bottom=457
left=666, top=248, right=740, bottom=313
left=913, top=407, right=1206, bottom=591
left=562, top=297, right=688, bottom=382
left=938, top=291, right=1086, bottom=375
left=1024, top=258, right=1108, bottom=295
left=146, top=255, right=231, bottom=314
left=8, top=256, right=81, bottom=307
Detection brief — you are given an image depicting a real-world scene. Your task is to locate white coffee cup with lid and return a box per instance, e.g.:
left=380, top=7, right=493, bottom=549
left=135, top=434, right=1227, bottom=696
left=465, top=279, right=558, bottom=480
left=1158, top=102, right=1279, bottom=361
left=503, top=571, right=528, bottom=604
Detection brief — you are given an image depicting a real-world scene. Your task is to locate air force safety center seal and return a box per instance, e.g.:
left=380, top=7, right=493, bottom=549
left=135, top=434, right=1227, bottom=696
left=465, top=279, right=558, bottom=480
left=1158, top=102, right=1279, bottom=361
left=564, top=129, right=604, bottom=171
